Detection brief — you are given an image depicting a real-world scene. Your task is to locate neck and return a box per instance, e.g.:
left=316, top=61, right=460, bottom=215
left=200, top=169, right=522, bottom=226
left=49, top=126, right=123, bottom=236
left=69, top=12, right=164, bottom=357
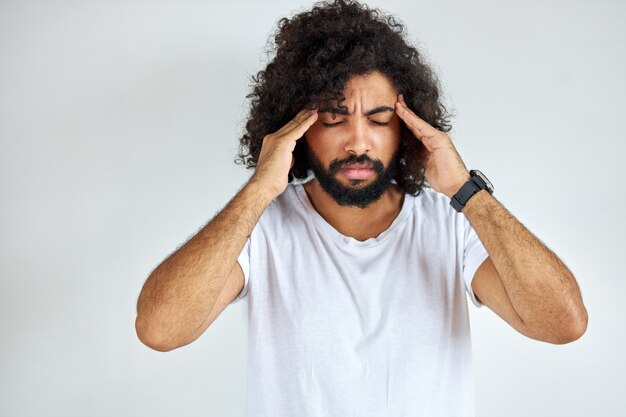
left=303, top=179, right=405, bottom=241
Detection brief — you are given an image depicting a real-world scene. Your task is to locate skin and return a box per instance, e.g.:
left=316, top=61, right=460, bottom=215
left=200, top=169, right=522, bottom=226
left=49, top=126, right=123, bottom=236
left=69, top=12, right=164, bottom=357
left=268, top=69, right=587, bottom=343
left=135, top=99, right=320, bottom=351
left=394, top=84, right=588, bottom=344
left=303, top=71, right=406, bottom=241
left=135, top=70, right=587, bottom=352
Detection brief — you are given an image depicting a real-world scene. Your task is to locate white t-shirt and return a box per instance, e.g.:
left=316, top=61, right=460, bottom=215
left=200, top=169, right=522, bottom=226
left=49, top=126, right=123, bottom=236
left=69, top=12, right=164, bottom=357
left=232, top=182, right=488, bottom=417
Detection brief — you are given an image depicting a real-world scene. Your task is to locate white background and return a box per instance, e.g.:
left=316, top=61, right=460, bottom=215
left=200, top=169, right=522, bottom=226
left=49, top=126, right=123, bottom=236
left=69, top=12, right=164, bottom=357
left=1, top=0, right=624, bottom=416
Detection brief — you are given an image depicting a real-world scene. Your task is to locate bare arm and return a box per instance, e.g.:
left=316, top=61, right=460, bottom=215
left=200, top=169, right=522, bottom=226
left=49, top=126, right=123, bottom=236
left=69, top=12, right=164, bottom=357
left=134, top=107, right=318, bottom=352
left=135, top=182, right=273, bottom=351
left=394, top=94, right=587, bottom=344
left=464, top=190, right=587, bottom=344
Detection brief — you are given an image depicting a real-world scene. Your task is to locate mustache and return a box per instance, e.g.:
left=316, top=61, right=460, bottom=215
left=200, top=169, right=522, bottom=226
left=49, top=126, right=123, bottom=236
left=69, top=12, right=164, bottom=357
left=328, top=154, right=384, bottom=175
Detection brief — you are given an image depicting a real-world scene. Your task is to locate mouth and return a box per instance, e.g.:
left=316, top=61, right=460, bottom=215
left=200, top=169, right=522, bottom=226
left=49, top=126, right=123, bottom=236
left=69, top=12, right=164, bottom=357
left=339, top=164, right=376, bottom=180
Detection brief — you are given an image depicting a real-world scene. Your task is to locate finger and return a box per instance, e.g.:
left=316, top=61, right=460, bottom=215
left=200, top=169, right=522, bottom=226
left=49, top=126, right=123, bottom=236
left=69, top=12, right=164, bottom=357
left=280, top=112, right=317, bottom=141
left=395, top=99, right=449, bottom=152
left=284, top=110, right=318, bottom=141
left=274, top=108, right=317, bottom=136
left=277, top=108, right=318, bottom=139
left=395, top=95, right=440, bottom=138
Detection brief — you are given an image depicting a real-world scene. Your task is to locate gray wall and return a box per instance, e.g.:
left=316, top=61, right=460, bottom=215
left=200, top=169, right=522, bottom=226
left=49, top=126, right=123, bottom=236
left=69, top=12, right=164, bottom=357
left=1, top=0, right=624, bottom=416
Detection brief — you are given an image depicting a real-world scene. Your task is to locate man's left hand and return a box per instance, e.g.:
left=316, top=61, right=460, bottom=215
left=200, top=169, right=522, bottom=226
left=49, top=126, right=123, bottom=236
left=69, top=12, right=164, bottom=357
left=395, top=94, right=471, bottom=198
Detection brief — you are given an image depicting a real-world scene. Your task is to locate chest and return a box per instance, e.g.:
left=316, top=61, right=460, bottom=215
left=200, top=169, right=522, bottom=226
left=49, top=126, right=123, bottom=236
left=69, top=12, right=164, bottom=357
left=249, top=225, right=464, bottom=348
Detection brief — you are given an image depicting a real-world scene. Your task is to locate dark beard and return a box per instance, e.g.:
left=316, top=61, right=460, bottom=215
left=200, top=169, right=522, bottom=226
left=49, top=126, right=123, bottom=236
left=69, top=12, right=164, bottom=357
left=305, top=145, right=400, bottom=209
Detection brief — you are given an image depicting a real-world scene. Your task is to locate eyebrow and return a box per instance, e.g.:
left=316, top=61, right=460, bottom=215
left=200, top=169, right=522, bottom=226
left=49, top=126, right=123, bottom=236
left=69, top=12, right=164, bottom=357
left=320, top=105, right=395, bottom=116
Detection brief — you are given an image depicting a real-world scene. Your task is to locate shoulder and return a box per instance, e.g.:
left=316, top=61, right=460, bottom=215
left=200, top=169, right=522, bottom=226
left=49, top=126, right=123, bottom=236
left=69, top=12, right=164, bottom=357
left=405, top=185, right=470, bottom=237
left=411, top=186, right=456, bottom=215
left=258, top=183, right=307, bottom=225
left=268, top=183, right=302, bottom=212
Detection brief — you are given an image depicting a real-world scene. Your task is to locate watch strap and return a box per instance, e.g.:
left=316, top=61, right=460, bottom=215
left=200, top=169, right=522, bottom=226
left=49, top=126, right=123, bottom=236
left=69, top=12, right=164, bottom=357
left=450, top=178, right=481, bottom=212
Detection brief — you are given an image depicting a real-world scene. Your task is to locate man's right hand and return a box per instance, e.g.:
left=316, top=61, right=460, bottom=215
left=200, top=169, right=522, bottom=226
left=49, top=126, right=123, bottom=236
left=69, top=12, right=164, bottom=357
left=249, top=107, right=318, bottom=199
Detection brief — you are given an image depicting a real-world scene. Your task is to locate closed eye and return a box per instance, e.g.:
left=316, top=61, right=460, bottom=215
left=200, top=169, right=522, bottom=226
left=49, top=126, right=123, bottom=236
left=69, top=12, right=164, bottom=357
left=323, top=120, right=390, bottom=127
left=322, top=121, right=344, bottom=127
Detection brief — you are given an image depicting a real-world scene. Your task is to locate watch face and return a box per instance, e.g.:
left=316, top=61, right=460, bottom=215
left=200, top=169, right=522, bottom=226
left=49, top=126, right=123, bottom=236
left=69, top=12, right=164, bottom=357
left=471, top=169, right=494, bottom=192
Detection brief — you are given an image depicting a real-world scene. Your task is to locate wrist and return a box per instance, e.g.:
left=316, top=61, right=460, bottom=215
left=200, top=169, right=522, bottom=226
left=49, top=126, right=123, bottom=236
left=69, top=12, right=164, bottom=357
left=449, top=169, right=495, bottom=213
left=245, top=177, right=282, bottom=204
left=460, top=188, right=491, bottom=214
left=445, top=173, right=472, bottom=199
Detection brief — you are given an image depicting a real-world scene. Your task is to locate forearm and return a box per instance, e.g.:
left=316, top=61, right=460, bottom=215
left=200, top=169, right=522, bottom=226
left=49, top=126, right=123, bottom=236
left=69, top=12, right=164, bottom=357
left=462, top=190, right=588, bottom=340
left=135, top=180, right=273, bottom=349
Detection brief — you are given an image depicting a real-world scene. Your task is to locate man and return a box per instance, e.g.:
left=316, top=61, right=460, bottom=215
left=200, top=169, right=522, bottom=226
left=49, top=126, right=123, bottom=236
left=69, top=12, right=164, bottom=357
left=135, top=1, right=588, bottom=415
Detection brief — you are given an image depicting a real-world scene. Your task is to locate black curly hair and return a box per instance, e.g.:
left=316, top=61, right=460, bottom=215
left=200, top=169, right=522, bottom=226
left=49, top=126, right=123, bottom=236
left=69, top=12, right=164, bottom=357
left=236, top=0, right=453, bottom=196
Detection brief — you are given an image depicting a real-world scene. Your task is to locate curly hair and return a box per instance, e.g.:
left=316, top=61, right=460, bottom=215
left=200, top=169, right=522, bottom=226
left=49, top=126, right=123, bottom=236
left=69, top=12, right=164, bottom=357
left=236, top=0, right=453, bottom=196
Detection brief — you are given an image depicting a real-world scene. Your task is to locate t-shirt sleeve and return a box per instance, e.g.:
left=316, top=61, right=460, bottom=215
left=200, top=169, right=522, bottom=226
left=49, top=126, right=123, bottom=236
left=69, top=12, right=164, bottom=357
left=230, top=237, right=250, bottom=304
left=462, top=216, right=489, bottom=308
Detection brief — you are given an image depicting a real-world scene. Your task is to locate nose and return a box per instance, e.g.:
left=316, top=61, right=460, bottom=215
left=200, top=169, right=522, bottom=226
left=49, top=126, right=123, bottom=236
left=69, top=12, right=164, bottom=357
left=344, top=120, right=371, bottom=156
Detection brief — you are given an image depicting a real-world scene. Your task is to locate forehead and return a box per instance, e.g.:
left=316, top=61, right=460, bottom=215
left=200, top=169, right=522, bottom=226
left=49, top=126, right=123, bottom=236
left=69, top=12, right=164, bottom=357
left=342, top=71, right=398, bottom=101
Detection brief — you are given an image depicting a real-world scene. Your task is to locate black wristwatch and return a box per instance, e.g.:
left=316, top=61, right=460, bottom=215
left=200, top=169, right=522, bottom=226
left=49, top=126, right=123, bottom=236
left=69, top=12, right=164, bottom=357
left=450, top=169, right=494, bottom=212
